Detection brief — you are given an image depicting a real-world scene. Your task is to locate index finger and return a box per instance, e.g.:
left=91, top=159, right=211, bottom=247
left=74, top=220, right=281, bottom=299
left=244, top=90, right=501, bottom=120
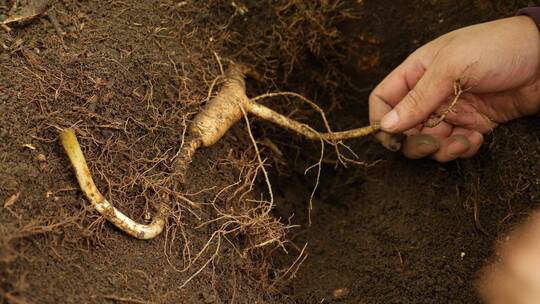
left=369, top=52, right=428, bottom=124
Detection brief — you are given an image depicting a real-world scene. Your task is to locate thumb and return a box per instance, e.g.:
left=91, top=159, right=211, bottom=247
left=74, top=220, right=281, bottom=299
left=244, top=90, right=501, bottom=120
left=380, top=62, right=456, bottom=133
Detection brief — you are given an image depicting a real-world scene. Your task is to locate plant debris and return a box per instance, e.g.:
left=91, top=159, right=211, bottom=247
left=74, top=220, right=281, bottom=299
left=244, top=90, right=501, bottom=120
left=0, top=0, right=51, bottom=32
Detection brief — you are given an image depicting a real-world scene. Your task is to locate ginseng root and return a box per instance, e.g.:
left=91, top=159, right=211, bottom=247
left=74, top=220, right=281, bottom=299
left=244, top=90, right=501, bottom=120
left=61, top=62, right=379, bottom=240
left=174, top=62, right=380, bottom=176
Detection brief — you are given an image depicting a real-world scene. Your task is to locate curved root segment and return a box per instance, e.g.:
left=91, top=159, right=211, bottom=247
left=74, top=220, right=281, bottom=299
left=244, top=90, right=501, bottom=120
left=60, top=129, right=166, bottom=240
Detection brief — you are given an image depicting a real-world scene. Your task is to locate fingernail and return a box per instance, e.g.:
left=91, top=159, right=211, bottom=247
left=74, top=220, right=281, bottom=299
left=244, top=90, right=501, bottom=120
left=448, top=136, right=470, bottom=157
left=375, top=131, right=405, bottom=152
left=404, top=135, right=439, bottom=159
left=414, top=135, right=439, bottom=152
left=381, top=110, right=399, bottom=131
left=472, top=132, right=484, bottom=144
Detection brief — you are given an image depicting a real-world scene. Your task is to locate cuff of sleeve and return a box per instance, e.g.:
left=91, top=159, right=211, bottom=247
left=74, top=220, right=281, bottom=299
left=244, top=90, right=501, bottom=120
left=518, top=7, right=540, bottom=31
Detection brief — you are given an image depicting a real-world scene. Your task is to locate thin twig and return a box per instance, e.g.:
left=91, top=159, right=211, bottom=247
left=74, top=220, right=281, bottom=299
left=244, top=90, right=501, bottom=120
left=303, top=125, right=324, bottom=225
left=239, top=104, right=274, bottom=215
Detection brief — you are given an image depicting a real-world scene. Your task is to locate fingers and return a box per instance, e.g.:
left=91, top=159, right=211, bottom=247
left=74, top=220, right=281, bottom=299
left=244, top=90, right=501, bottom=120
left=431, top=128, right=483, bottom=162
left=380, top=58, right=456, bottom=133
left=401, top=127, right=483, bottom=161
left=369, top=50, right=432, bottom=152
left=401, top=122, right=450, bottom=159
left=478, top=210, right=540, bottom=304
left=374, top=131, right=404, bottom=152
left=444, top=87, right=540, bottom=132
left=449, top=128, right=483, bottom=158
left=443, top=93, right=499, bottom=133
left=430, top=135, right=470, bottom=162
left=401, top=134, right=439, bottom=159
left=369, top=53, right=427, bottom=124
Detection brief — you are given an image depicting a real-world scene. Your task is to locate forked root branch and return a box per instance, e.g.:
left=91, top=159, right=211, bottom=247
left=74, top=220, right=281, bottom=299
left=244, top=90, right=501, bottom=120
left=175, top=62, right=380, bottom=175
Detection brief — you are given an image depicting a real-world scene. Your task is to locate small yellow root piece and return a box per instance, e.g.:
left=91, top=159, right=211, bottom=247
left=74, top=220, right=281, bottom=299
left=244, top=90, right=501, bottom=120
left=60, top=129, right=166, bottom=239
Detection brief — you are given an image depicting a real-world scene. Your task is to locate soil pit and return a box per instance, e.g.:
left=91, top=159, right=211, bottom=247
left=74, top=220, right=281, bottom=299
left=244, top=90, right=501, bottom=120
left=1, top=1, right=539, bottom=304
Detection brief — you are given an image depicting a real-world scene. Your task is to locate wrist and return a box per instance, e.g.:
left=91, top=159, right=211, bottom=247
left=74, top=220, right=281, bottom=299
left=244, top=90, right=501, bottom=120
left=518, top=8, right=540, bottom=110
left=518, top=7, right=540, bottom=32
left=522, top=15, right=540, bottom=113
left=517, top=15, right=540, bottom=79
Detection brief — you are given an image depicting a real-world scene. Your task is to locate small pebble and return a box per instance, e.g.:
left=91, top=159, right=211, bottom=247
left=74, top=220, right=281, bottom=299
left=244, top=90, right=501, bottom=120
left=23, top=144, right=37, bottom=150
left=201, top=291, right=216, bottom=303
left=144, top=212, right=152, bottom=222
left=101, top=129, right=114, bottom=138
left=333, top=287, right=350, bottom=300
left=36, top=153, right=47, bottom=162
left=3, top=192, right=20, bottom=208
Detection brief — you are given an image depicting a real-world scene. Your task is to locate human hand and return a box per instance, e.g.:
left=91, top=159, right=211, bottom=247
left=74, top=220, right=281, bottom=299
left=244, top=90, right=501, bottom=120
left=477, top=211, right=540, bottom=304
left=369, top=16, right=540, bottom=162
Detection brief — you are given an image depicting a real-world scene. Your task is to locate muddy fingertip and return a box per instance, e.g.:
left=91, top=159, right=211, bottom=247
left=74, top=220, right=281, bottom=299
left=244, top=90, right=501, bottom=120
left=447, top=135, right=471, bottom=157
left=402, top=134, right=440, bottom=159
left=374, top=131, right=405, bottom=152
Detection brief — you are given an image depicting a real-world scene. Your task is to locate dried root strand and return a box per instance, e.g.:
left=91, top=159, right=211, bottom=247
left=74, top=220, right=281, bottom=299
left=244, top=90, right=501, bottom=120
left=424, top=78, right=469, bottom=128
left=60, top=129, right=166, bottom=239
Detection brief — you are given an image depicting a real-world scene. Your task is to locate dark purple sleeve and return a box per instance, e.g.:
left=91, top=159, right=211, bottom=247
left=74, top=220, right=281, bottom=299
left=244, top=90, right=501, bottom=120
left=518, top=7, right=540, bottom=31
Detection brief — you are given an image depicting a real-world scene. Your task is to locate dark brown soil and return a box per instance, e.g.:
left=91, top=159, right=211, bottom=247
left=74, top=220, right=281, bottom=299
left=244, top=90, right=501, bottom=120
left=272, top=1, right=540, bottom=303
left=1, top=0, right=539, bottom=304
